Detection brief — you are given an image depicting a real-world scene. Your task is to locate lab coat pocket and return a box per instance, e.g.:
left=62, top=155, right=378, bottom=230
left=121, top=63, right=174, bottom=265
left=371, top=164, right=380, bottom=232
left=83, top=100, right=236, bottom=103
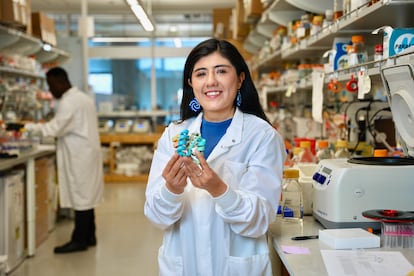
left=158, top=246, right=183, bottom=276
left=224, top=253, right=272, bottom=276
left=222, top=161, right=247, bottom=188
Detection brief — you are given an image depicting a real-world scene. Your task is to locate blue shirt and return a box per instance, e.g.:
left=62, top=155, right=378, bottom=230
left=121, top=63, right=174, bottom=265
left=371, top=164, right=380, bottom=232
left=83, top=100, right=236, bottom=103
left=201, top=118, right=232, bottom=159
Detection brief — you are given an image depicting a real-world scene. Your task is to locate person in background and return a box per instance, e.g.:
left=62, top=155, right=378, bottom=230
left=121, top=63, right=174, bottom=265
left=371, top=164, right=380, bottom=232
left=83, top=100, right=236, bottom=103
left=144, top=38, right=286, bottom=275
left=25, top=67, right=104, bottom=254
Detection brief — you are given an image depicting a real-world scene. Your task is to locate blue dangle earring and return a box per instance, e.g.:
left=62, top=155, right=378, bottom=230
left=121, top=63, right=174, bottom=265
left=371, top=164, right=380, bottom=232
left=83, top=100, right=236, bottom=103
left=189, top=98, right=201, bottom=112
left=236, top=90, right=242, bottom=107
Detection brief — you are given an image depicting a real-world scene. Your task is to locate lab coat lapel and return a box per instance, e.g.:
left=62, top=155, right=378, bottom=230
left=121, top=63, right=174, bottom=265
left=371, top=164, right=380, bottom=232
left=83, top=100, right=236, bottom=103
left=187, top=113, right=203, bottom=134
left=206, top=108, right=243, bottom=162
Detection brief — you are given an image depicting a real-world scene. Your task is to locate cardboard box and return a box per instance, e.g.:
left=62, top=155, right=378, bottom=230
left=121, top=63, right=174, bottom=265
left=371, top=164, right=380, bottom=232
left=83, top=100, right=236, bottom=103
left=0, top=0, right=25, bottom=27
left=232, top=0, right=250, bottom=40
left=20, top=0, right=31, bottom=34
left=31, top=11, right=56, bottom=46
left=212, top=8, right=233, bottom=39
left=243, top=0, right=263, bottom=23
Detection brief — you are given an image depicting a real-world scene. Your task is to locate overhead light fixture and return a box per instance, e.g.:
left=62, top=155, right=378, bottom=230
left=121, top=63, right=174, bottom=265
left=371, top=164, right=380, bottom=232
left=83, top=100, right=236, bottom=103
left=125, top=0, right=155, bottom=32
left=91, top=37, right=150, bottom=43
left=42, top=44, right=52, bottom=51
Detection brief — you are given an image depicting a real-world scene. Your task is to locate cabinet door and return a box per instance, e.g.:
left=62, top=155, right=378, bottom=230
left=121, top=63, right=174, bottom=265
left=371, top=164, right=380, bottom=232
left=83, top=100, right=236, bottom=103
left=34, top=158, right=49, bottom=247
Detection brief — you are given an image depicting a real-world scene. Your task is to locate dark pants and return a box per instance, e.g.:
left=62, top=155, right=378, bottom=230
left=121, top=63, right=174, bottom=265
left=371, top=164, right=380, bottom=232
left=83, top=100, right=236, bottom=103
left=71, top=209, right=96, bottom=246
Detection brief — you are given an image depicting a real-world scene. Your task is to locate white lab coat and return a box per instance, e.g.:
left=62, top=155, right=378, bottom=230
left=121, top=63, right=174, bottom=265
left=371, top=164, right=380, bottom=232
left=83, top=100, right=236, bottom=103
left=145, top=108, right=286, bottom=276
left=26, top=87, right=104, bottom=210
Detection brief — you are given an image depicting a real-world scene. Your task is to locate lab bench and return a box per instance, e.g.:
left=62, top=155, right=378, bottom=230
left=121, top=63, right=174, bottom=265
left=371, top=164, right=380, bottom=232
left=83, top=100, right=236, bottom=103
left=0, top=144, right=56, bottom=257
left=100, top=133, right=161, bottom=183
left=267, top=216, right=414, bottom=276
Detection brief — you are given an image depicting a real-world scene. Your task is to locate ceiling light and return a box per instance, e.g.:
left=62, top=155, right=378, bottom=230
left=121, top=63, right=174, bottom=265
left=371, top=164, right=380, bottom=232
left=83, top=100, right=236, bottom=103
left=42, top=44, right=52, bottom=51
left=125, top=0, right=154, bottom=32
left=91, top=37, right=150, bottom=43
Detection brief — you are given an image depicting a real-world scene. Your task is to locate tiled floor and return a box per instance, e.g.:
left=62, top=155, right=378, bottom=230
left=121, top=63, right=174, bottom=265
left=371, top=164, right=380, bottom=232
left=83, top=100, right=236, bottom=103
left=10, top=183, right=163, bottom=276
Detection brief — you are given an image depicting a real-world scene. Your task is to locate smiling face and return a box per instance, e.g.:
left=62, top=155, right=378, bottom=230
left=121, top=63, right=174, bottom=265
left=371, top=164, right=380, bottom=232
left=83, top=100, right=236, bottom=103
left=188, top=51, right=245, bottom=122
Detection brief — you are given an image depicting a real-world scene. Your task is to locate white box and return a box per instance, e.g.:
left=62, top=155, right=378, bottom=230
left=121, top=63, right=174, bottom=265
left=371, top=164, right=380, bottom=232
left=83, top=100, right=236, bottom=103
left=319, top=228, right=380, bottom=249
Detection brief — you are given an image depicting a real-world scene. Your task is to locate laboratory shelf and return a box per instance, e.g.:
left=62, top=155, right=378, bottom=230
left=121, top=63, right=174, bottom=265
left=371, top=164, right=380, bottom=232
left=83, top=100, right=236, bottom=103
left=0, top=24, right=70, bottom=65
left=0, top=66, right=45, bottom=79
left=100, top=133, right=161, bottom=183
left=251, top=0, right=414, bottom=66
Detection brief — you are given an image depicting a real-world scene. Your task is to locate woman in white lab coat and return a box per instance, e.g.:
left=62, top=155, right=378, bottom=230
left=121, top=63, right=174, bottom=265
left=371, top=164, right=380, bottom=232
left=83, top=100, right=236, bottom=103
left=25, top=67, right=104, bottom=254
left=145, top=39, right=286, bottom=275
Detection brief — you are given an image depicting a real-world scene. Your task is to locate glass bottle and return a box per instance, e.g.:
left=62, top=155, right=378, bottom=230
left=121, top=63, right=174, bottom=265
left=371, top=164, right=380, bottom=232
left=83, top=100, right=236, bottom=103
left=298, top=141, right=316, bottom=163
left=334, top=139, right=351, bottom=158
left=316, top=140, right=333, bottom=162
left=281, top=169, right=303, bottom=221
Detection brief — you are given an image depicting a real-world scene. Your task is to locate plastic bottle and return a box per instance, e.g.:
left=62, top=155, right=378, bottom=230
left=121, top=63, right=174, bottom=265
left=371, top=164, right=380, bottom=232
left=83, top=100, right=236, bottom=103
left=298, top=141, right=316, bottom=163
left=323, top=9, right=333, bottom=28
left=351, top=35, right=368, bottom=64
left=297, top=14, right=311, bottom=40
left=347, top=44, right=357, bottom=67
left=374, top=44, right=383, bottom=67
left=281, top=169, right=303, bottom=221
left=316, top=140, right=333, bottom=162
left=343, top=0, right=351, bottom=16
left=334, top=139, right=351, bottom=158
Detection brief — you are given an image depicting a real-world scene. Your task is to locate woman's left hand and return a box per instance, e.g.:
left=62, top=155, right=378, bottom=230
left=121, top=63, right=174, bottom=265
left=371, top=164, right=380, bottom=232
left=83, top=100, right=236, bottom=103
left=182, top=150, right=227, bottom=197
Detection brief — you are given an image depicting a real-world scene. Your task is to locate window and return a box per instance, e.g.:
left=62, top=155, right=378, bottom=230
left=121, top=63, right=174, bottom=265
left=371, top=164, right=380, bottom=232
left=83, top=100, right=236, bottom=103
left=88, top=37, right=206, bottom=115
left=88, top=73, right=113, bottom=95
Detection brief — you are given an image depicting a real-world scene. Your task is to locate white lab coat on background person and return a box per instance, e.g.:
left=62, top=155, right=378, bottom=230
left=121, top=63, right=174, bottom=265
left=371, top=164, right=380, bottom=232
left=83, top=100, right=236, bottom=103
left=26, top=86, right=104, bottom=210
left=145, top=108, right=286, bottom=276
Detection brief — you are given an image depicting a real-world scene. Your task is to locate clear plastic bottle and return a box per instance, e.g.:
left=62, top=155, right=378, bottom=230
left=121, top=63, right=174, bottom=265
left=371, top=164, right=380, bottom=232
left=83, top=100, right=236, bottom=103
left=281, top=169, right=303, bottom=221
left=347, top=44, right=357, bottom=67
left=351, top=35, right=368, bottom=64
left=334, top=139, right=351, bottom=158
left=316, top=140, right=333, bottom=162
left=298, top=141, right=316, bottom=163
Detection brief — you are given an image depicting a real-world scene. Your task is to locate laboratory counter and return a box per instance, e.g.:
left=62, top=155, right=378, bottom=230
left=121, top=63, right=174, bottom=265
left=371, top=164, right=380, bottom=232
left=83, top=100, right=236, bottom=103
left=0, top=144, right=55, bottom=171
left=0, top=144, right=56, bottom=257
left=267, top=216, right=414, bottom=276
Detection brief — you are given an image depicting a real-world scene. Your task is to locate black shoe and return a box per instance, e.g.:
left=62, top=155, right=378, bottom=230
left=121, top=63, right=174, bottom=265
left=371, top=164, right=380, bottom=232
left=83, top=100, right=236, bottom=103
left=54, top=241, right=87, bottom=254
left=88, top=236, right=97, bottom=247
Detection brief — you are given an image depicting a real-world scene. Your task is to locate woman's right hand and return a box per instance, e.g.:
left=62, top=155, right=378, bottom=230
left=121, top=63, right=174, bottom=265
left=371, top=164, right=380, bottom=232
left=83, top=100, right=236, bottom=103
left=162, top=153, right=188, bottom=194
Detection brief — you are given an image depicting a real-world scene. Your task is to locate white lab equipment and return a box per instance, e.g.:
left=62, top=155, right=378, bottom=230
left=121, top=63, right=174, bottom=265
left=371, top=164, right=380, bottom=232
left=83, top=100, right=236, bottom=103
left=0, top=170, right=26, bottom=273
left=312, top=52, right=414, bottom=230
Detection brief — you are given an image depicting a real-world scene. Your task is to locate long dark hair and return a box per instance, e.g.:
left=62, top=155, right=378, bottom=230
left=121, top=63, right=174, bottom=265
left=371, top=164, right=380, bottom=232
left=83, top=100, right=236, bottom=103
left=179, top=38, right=269, bottom=124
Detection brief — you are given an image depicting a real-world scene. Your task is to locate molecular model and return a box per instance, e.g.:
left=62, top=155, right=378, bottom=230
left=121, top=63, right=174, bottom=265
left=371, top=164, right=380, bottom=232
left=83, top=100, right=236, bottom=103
left=172, top=129, right=206, bottom=164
